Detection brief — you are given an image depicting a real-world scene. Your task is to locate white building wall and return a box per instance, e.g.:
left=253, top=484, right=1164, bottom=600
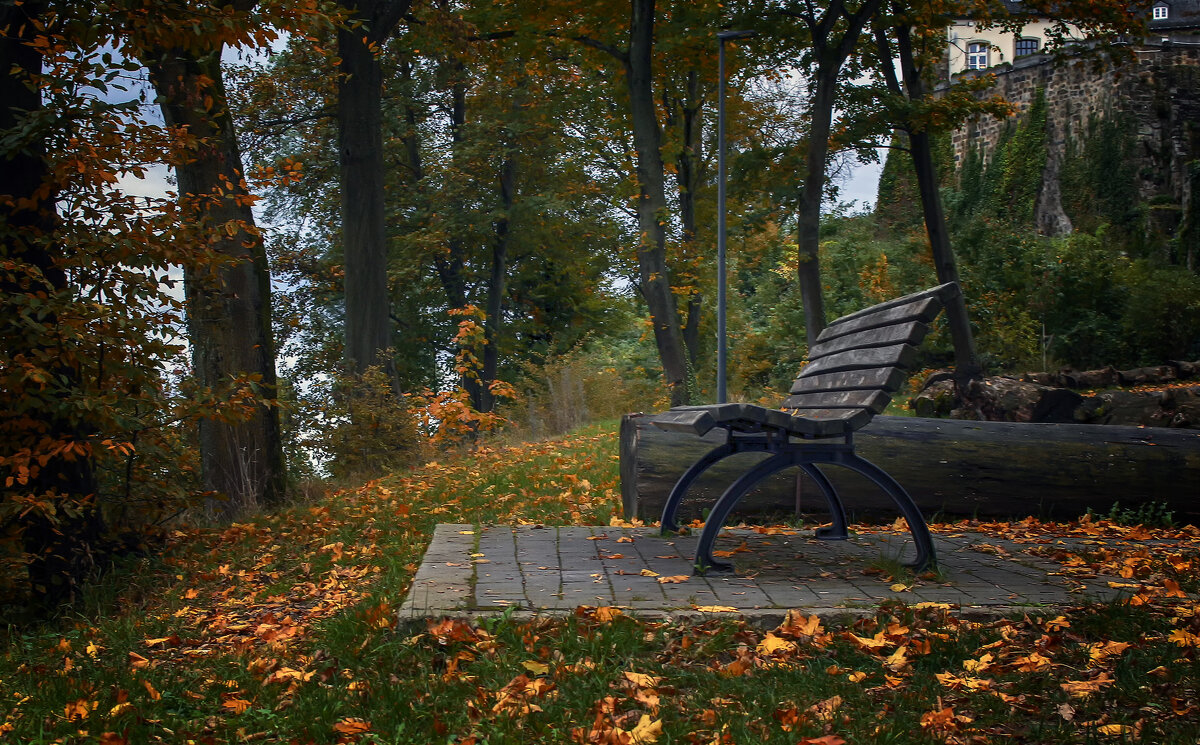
left=947, top=20, right=1083, bottom=76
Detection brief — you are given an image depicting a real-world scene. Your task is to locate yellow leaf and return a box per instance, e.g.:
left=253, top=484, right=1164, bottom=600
left=693, top=605, right=738, bottom=613
left=629, top=714, right=663, bottom=744
left=848, top=632, right=889, bottom=653
left=522, top=661, right=550, bottom=676
left=885, top=646, right=909, bottom=671
left=109, top=701, right=135, bottom=717
left=624, top=671, right=662, bottom=688
left=639, top=569, right=660, bottom=577
left=1097, top=724, right=1133, bottom=735
left=848, top=671, right=868, bottom=683
left=962, top=652, right=994, bottom=672
left=656, top=575, right=689, bottom=584
left=756, top=633, right=797, bottom=656
left=890, top=583, right=911, bottom=593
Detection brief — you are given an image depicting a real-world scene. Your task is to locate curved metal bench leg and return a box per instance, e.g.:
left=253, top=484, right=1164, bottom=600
left=694, top=452, right=800, bottom=574
left=841, top=454, right=937, bottom=572
left=798, top=464, right=849, bottom=541
left=660, top=442, right=736, bottom=534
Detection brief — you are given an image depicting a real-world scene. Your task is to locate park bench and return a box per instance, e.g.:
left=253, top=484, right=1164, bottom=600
left=649, top=282, right=961, bottom=574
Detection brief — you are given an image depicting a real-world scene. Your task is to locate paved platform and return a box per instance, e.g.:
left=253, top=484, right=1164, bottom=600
left=398, top=523, right=1133, bottom=624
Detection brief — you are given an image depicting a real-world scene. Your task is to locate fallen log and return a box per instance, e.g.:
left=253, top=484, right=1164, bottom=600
left=619, top=413, right=1200, bottom=525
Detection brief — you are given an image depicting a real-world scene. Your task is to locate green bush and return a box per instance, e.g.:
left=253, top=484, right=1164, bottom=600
left=1121, top=262, right=1200, bottom=363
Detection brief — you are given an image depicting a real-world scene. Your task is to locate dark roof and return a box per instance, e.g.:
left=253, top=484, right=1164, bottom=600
left=1150, top=0, right=1200, bottom=30
left=959, top=2, right=1200, bottom=31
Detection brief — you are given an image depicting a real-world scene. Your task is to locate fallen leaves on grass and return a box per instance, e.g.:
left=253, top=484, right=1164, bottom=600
left=9, top=426, right=1200, bottom=744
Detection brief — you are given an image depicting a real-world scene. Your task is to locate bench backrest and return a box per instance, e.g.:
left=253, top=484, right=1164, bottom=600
left=782, top=282, right=960, bottom=429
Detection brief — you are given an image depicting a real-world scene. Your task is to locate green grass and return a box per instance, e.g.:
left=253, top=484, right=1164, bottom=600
left=1, top=420, right=1198, bottom=743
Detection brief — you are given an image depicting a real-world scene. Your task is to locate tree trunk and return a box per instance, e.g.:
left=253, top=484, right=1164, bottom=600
left=891, top=14, right=982, bottom=385
left=479, top=153, right=515, bottom=413
left=795, top=63, right=835, bottom=349
left=148, top=48, right=286, bottom=520
left=337, top=0, right=410, bottom=383
left=674, top=70, right=704, bottom=367
left=791, top=0, right=883, bottom=350
left=1, top=1, right=104, bottom=606
left=626, top=0, right=690, bottom=406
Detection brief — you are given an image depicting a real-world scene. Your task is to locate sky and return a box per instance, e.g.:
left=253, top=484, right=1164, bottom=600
left=835, top=158, right=884, bottom=211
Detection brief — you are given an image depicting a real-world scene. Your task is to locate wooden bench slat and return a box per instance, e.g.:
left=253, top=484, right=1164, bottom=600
left=649, top=408, right=716, bottom=437
left=783, top=389, right=891, bottom=413
left=788, top=367, right=907, bottom=395
left=824, top=282, right=958, bottom=328
left=791, top=407, right=874, bottom=436
left=799, top=343, right=918, bottom=378
left=817, top=297, right=942, bottom=344
left=652, top=402, right=869, bottom=438
left=810, top=320, right=930, bottom=361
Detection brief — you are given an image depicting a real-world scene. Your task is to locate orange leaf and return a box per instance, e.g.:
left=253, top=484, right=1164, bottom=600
left=1060, top=674, right=1115, bottom=698
left=142, top=680, right=161, bottom=700
left=222, top=698, right=253, bottom=714
left=64, top=698, right=91, bottom=721
left=333, top=718, right=372, bottom=735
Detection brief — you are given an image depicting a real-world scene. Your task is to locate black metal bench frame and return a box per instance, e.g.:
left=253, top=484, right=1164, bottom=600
left=650, top=283, right=961, bottom=574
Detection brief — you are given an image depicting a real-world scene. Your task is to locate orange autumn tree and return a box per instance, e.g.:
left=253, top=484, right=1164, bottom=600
left=0, top=1, right=203, bottom=606
left=0, top=0, right=325, bottom=609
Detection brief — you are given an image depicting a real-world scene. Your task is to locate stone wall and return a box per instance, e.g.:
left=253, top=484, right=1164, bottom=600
left=948, top=42, right=1200, bottom=234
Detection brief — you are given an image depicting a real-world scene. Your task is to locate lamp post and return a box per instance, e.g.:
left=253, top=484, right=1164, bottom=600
left=716, top=29, right=756, bottom=404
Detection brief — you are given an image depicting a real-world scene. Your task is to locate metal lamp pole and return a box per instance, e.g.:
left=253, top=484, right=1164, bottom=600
left=716, top=29, right=756, bottom=404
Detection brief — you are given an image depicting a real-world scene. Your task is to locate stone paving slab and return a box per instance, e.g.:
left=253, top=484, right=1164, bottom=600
left=398, top=523, right=1143, bottom=625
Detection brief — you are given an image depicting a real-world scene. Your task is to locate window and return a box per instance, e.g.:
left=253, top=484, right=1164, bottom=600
left=967, top=42, right=990, bottom=69
left=1154, top=5, right=1169, bottom=19
left=1015, top=38, right=1039, bottom=57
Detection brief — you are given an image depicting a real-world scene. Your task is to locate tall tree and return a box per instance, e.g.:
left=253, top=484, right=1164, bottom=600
left=782, top=0, right=883, bottom=349
left=873, top=4, right=983, bottom=384
left=572, top=0, right=692, bottom=406
left=136, top=2, right=287, bottom=519
left=338, top=0, right=411, bottom=380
